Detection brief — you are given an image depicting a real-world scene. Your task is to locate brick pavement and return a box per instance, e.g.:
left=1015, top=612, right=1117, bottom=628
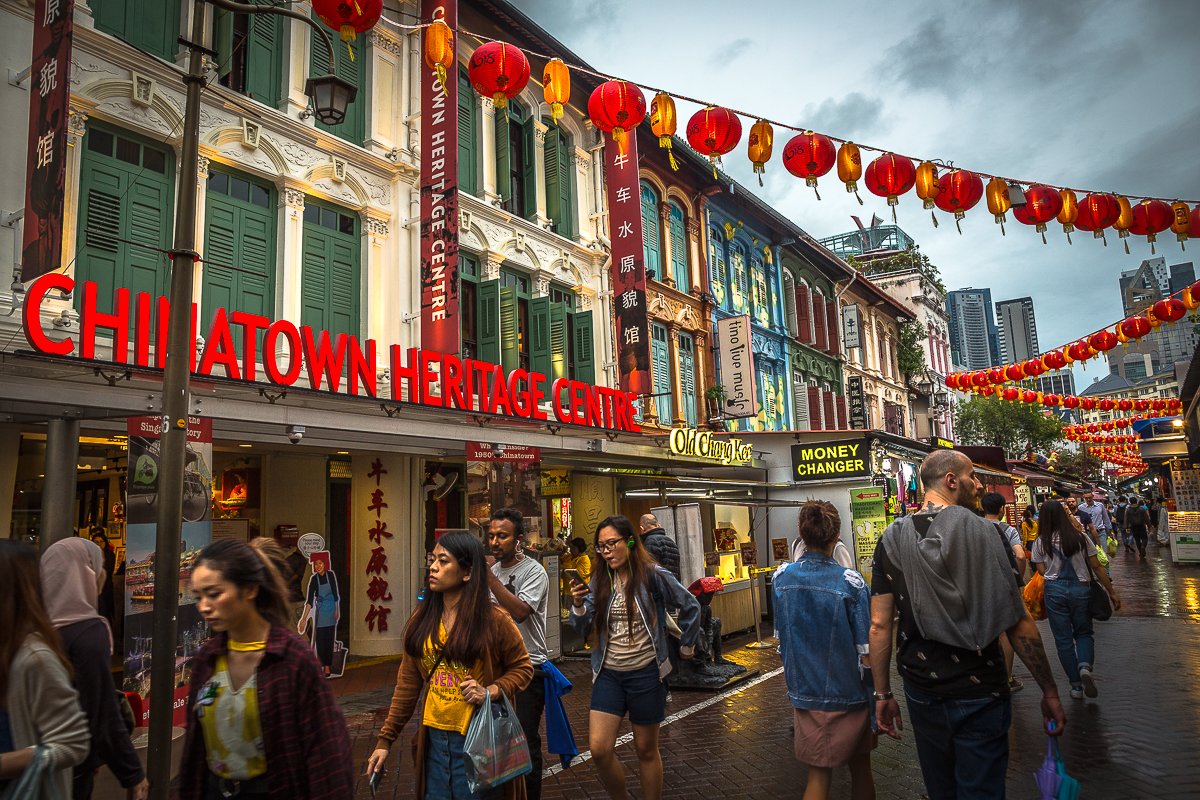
left=336, top=539, right=1200, bottom=799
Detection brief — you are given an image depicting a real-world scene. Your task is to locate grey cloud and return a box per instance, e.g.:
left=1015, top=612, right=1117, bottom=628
left=712, top=37, right=753, bottom=65
left=797, top=93, right=885, bottom=140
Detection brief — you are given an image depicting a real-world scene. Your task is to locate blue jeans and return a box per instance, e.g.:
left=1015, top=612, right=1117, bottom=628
left=1043, top=578, right=1095, bottom=686
left=904, top=685, right=1012, bottom=800
left=425, top=729, right=501, bottom=800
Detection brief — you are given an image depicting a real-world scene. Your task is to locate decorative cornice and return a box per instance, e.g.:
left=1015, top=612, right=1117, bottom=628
left=368, top=29, right=404, bottom=57
left=365, top=217, right=389, bottom=238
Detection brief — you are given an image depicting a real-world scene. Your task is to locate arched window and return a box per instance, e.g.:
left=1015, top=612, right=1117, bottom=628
left=668, top=201, right=689, bottom=291
left=640, top=182, right=662, bottom=280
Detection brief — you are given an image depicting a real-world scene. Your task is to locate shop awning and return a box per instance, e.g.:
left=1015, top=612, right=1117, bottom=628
left=973, top=464, right=1013, bottom=484
left=1007, top=463, right=1057, bottom=487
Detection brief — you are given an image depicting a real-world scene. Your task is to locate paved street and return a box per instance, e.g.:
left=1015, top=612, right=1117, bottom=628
left=336, top=540, right=1200, bottom=799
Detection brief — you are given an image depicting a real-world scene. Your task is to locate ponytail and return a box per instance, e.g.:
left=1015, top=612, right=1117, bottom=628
left=196, top=537, right=292, bottom=629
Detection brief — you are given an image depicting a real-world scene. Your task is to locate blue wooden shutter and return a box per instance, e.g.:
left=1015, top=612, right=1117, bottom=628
left=679, top=332, right=697, bottom=427
left=458, top=69, right=478, bottom=194
left=640, top=183, right=661, bottom=280
left=549, top=302, right=569, bottom=382
left=499, top=285, right=519, bottom=371
left=651, top=323, right=673, bottom=423
left=476, top=280, right=500, bottom=365
left=669, top=203, right=688, bottom=291
left=571, top=311, right=595, bottom=384
left=530, top=296, right=551, bottom=377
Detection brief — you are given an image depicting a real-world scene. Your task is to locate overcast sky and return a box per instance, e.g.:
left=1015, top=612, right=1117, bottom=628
left=511, top=0, right=1200, bottom=390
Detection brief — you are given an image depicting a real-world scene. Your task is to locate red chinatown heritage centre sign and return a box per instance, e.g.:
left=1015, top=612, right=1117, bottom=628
left=22, top=273, right=642, bottom=434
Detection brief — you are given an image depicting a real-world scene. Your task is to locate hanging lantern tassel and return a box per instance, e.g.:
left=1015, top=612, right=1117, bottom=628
left=661, top=137, right=679, bottom=171
left=340, top=25, right=357, bottom=62
left=930, top=209, right=938, bottom=228
left=612, top=126, right=628, bottom=155
left=811, top=177, right=823, bottom=201
left=889, top=197, right=899, bottom=224
left=954, top=211, right=965, bottom=234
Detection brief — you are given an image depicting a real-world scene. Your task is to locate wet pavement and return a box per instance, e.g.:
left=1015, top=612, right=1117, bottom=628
left=336, top=539, right=1200, bottom=799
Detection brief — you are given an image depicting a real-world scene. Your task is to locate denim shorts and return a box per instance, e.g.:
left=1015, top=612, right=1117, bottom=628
left=591, top=662, right=666, bottom=725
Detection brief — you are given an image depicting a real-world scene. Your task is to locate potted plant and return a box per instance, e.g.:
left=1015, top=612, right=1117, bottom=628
left=705, top=384, right=728, bottom=430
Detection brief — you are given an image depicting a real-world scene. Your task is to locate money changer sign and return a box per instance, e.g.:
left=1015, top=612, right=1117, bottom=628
left=791, top=438, right=872, bottom=482
left=670, top=427, right=754, bottom=466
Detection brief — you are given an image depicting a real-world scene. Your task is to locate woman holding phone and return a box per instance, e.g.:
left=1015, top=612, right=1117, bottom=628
left=367, top=532, right=532, bottom=799
left=569, top=516, right=701, bottom=800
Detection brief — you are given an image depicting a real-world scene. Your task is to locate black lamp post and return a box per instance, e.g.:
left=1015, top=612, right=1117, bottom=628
left=146, top=3, right=351, bottom=798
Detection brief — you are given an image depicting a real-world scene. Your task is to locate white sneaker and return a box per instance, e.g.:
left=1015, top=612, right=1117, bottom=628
left=1069, top=686, right=1084, bottom=700
left=1079, top=667, right=1098, bottom=698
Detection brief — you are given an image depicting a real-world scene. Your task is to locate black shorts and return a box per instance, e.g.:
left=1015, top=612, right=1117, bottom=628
left=591, top=662, right=667, bottom=725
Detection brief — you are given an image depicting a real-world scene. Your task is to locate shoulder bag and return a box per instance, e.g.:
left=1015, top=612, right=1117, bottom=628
left=1083, top=556, right=1113, bottom=621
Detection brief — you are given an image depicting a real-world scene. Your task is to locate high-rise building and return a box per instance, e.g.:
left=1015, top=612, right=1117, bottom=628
left=1036, top=371, right=1075, bottom=398
left=995, top=297, right=1040, bottom=364
left=947, top=288, right=1000, bottom=369
left=1111, top=258, right=1199, bottom=378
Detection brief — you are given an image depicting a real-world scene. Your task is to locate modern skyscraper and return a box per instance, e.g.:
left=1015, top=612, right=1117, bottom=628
left=947, top=288, right=1000, bottom=369
left=1111, top=258, right=1199, bottom=378
left=995, top=297, right=1040, bottom=364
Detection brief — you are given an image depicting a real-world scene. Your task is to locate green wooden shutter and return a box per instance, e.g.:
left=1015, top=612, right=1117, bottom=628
left=544, top=127, right=562, bottom=234
left=458, top=69, right=477, bottom=195
left=300, top=204, right=360, bottom=339
left=202, top=171, right=277, bottom=346
left=679, top=333, right=697, bottom=427
left=521, top=121, right=537, bottom=221
left=476, top=279, right=500, bottom=365
left=669, top=203, right=688, bottom=291
left=301, top=232, right=330, bottom=330
left=214, top=7, right=235, bottom=80
left=245, top=11, right=283, bottom=108
left=651, top=323, right=672, bottom=423
left=640, top=183, right=661, bottom=280
left=499, top=286, right=519, bottom=371
left=494, top=113, right=511, bottom=203
left=311, top=19, right=365, bottom=144
left=549, top=302, right=568, bottom=382
left=530, top=296, right=551, bottom=377
left=571, top=311, right=595, bottom=384
left=94, top=0, right=180, bottom=62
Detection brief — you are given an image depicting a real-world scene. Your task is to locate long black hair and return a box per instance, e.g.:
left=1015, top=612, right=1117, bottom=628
left=591, top=515, right=659, bottom=635
left=195, top=537, right=292, bottom=629
left=403, top=532, right=493, bottom=665
left=1037, top=499, right=1088, bottom=558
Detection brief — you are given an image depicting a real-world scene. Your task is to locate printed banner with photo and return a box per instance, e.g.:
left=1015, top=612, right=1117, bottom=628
left=466, top=442, right=543, bottom=543
left=298, top=550, right=346, bottom=678
left=123, top=416, right=213, bottom=726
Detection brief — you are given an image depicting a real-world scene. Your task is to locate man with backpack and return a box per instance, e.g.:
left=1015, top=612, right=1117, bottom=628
left=1125, top=497, right=1151, bottom=558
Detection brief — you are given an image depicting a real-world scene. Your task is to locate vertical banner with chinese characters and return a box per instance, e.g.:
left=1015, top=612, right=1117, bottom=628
left=603, top=133, right=651, bottom=396
left=21, top=0, right=75, bottom=282
left=847, top=375, right=867, bottom=429
left=419, top=0, right=460, bottom=355
left=362, top=458, right=394, bottom=637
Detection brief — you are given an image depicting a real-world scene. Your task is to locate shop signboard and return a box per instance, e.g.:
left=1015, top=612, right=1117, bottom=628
left=849, top=485, right=887, bottom=581
left=791, top=437, right=872, bottom=482
left=21, top=0, right=75, bottom=282
left=123, top=415, right=212, bottom=726
left=467, top=443, right=543, bottom=543
left=1167, top=512, right=1200, bottom=564
left=668, top=426, right=754, bottom=465
left=603, top=131, right=651, bottom=397
left=23, top=273, right=642, bottom=434
left=715, top=315, right=758, bottom=419
left=1169, top=461, right=1200, bottom=512
left=846, top=376, right=867, bottom=430
left=419, top=0, right=460, bottom=354
left=924, top=436, right=955, bottom=450
left=841, top=304, right=862, bottom=350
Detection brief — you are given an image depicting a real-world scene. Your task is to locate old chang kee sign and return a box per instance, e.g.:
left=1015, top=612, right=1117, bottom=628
left=669, top=427, right=753, bottom=466
left=22, top=273, right=641, bottom=434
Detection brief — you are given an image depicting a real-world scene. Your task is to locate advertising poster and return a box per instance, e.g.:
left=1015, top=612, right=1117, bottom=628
left=21, top=0, right=75, bottom=281
left=298, top=550, right=346, bottom=678
left=602, top=131, right=651, bottom=396
left=466, top=442, right=543, bottom=542
left=849, top=485, right=887, bottom=582
left=123, top=416, right=213, bottom=726
left=715, top=315, right=758, bottom=419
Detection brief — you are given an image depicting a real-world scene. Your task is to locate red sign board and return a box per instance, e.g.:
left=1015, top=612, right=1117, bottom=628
left=602, top=133, right=651, bottom=397
left=419, top=0, right=460, bottom=355
left=21, top=0, right=75, bottom=282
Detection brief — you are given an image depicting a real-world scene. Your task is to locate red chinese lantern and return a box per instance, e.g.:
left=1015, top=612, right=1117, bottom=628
left=1022, top=358, right=1046, bottom=377
left=1120, top=315, right=1152, bottom=339
left=1098, top=399, right=1115, bottom=411
left=686, top=106, right=742, bottom=177
left=1012, top=184, right=1064, bottom=243
left=1117, top=399, right=1133, bottom=412
left=782, top=132, right=836, bottom=197
left=313, top=0, right=383, bottom=61
left=1088, top=330, right=1117, bottom=352
left=1102, top=421, right=1115, bottom=431
left=1021, top=390, right=1038, bottom=404
left=980, top=386, right=996, bottom=397
left=836, top=142, right=863, bottom=202
left=648, top=93, right=679, bottom=171
left=1067, top=340, right=1092, bottom=361
left=1134, top=399, right=1151, bottom=412
left=1153, top=297, right=1186, bottom=323
left=468, top=42, right=531, bottom=110
left=865, top=154, right=916, bottom=222
left=987, top=367, right=1005, bottom=385
left=933, top=169, right=984, bottom=232
left=1073, top=192, right=1122, bottom=244
left=1086, top=423, right=1099, bottom=433
left=747, top=120, right=773, bottom=185
left=1042, top=350, right=1067, bottom=370
left=1082, top=398, right=1097, bottom=411
left=972, top=370, right=990, bottom=388
left=1151, top=399, right=1166, bottom=411
left=1183, top=277, right=1200, bottom=311
left=1063, top=396, right=1080, bottom=409
left=1004, top=363, right=1026, bottom=382
left=1002, top=387, right=1019, bottom=401
left=945, top=374, right=958, bottom=390
left=1129, top=199, right=1173, bottom=254
left=1044, top=394, right=1061, bottom=407
left=1115, top=418, right=1129, bottom=429
left=1170, top=201, right=1190, bottom=249
left=588, top=80, right=646, bottom=154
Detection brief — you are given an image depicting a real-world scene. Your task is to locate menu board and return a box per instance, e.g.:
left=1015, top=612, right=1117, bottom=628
left=1167, top=512, right=1200, bottom=564
left=1170, top=462, right=1200, bottom=512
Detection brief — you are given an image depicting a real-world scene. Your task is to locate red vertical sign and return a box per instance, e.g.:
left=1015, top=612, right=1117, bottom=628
left=419, top=0, right=460, bottom=355
left=21, top=0, right=75, bottom=282
left=603, top=133, right=651, bottom=396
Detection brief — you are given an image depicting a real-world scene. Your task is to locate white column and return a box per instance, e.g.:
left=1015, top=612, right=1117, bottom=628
left=480, top=98, right=500, bottom=205
left=279, top=185, right=306, bottom=325
left=532, top=120, right=550, bottom=228
left=283, top=9, right=312, bottom=120
left=61, top=110, right=88, bottom=282
left=192, top=155, right=211, bottom=320
left=364, top=215, right=392, bottom=344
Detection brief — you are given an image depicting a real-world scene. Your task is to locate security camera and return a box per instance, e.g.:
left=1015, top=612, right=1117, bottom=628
left=285, top=424, right=305, bottom=444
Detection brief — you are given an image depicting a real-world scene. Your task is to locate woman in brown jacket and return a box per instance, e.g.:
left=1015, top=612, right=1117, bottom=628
left=367, top=532, right=532, bottom=800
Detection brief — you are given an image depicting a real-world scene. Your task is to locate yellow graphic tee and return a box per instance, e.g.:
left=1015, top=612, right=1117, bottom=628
left=196, top=656, right=266, bottom=780
left=421, top=624, right=480, bottom=734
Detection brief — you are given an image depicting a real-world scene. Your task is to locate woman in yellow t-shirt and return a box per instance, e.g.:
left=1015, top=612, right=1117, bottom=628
left=367, top=533, right=533, bottom=799
left=1021, top=505, right=1039, bottom=546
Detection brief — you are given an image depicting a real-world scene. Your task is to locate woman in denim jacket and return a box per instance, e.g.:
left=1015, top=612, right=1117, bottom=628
left=775, top=501, right=875, bottom=800
left=569, top=515, right=700, bottom=800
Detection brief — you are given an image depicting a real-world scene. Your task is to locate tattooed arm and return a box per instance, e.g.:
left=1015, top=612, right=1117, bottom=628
left=1007, top=611, right=1067, bottom=736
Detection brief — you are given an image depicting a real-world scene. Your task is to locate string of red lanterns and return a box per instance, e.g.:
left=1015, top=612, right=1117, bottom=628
left=409, top=23, right=1200, bottom=250
left=961, top=383, right=1183, bottom=415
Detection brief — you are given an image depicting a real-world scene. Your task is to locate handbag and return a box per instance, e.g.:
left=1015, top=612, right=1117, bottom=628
left=1106, top=535, right=1117, bottom=556
left=463, top=693, right=532, bottom=793
left=1, top=745, right=59, bottom=800
left=1094, top=545, right=1110, bottom=569
left=1023, top=571, right=1046, bottom=621
left=1083, top=557, right=1113, bottom=621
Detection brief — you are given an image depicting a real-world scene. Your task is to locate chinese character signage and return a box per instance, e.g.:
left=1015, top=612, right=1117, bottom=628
left=363, top=458, right=393, bottom=635
left=21, top=0, right=75, bottom=282
left=847, top=376, right=867, bottom=430
left=715, top=315, right=757, bottom=419
left=602, top=132, right=651, bottom=396
left=419, top=0, right=460, bottom=354
left=841, top=304, right=862, bottom=350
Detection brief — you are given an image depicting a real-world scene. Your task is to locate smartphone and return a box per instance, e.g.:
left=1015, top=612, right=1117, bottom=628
left=562, top=568, right=582, bottom=586
left=369, top=765, right=386, bottom=796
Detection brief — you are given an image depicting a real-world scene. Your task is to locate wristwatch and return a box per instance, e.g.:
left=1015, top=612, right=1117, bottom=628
left=873, top=690, right=894, bottom=700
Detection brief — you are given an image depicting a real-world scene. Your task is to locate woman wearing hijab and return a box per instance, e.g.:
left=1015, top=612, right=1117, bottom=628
left=41, top=538, right=148, bottom=800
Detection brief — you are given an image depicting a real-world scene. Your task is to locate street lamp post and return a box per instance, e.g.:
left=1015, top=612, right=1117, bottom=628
left=146, top=3, right=353, bottom=797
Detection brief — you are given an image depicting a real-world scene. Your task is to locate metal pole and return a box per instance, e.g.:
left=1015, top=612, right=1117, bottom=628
left=38, top=417, right=80, bottom=550
left=146, top=1, right=207, bottom=795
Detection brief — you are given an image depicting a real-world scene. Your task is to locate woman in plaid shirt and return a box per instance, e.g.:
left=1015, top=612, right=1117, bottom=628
left=177, top=538, right=353, bottom=800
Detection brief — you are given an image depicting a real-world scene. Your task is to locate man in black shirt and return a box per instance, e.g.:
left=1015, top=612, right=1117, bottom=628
left=870, top=450, right=1065, bottom=800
